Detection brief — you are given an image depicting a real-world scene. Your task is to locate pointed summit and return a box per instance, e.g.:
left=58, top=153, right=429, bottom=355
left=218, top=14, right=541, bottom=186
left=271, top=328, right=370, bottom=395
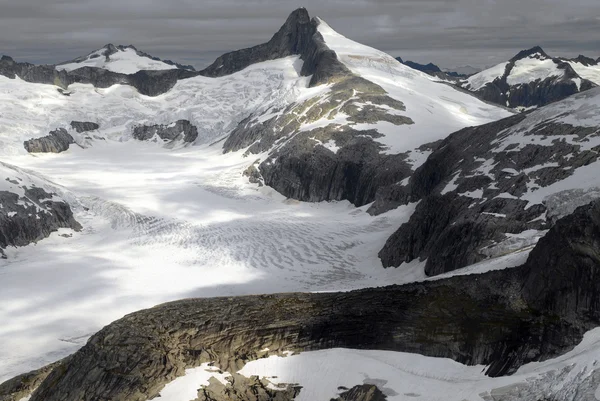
left=201, top=8, right=316, bottom=77
left=510, top=46, right=549, bottom=62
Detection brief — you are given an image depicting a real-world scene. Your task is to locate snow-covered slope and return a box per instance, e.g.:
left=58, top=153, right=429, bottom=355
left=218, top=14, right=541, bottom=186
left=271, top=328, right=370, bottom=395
left=0, top=56, right=307, bottom=155
left=460, top=47, right=596, bottom=109
left=56, top=44, right=186, bottom=74
left=316, top=19, right=511, bottom=152
left=565, top=56, right=600, bottom=85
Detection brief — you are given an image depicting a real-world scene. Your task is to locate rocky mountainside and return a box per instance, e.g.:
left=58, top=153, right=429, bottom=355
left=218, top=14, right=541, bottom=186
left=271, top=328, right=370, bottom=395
left=0, top=162, right=81, bottom=259
left=376, top=87, right=600, bottom=276
left=56, top=44, right=196, bottom=74
left=459, top=46, right=597, bottom=109
left=3, top=197, right=598, bottom=401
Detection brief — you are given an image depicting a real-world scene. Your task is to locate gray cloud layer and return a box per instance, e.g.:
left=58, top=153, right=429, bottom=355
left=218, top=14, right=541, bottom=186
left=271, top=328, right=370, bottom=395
left=1, top=0, right=599, bottom=70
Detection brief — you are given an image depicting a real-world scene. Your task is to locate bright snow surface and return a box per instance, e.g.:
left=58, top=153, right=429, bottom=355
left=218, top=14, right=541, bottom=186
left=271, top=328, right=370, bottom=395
left=56, top=46, right=179, bottom=74
left=0, top=20, right=591, bottom=398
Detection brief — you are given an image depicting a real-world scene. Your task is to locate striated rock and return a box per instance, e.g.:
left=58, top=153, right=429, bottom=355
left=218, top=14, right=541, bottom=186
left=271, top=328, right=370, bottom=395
left=23, top=128, right=75, bottom=153
left=0, top=360, right=66, bottom=401
left=70, top=121, right=100, bottom=133
left=23, top=199, right=600, bottom=400
left=132, top=120, right=198, bottom=143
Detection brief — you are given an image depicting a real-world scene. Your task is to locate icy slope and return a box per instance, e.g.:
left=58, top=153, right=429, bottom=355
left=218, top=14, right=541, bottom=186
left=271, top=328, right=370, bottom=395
left=316, top=19, right=511, bottom=152
left=56, top=44, right=183, bottom=74
left=0, top=56, right=308, bottom=155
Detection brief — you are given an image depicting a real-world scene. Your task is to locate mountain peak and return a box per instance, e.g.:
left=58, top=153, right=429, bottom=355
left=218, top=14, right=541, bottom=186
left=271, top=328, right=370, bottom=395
left=285, top=7, right=310, bottom=23
left=510, top=46, right=549, bottom=62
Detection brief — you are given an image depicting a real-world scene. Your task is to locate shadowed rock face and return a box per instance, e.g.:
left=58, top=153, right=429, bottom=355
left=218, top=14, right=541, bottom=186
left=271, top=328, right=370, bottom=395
left=21, top=199, right=600, bottom=401
left=258, top=127, right=412, bottom=206
left=23, top=128, right=74, bottom=153
left=132, top=120, right=199, bottom=143
left=0, top=187, right=81, bottom=257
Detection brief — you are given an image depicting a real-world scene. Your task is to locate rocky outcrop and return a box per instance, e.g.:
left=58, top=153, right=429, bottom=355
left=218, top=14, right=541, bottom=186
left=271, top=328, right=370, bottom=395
left=132, top=120, right=198, bottom=143
left=0, top=187, right=81, bottom=255
left=199, top=373, right=301, bottom=401
left=0, top=360, right=65, bottom=401
left=259, top=127, right=412, bottom=206
left=460, top=46, right=596, bottom=108
left=332, top=385, right=387, bottom=401
left=376, top=89, right=600, bottom=275
left=0, top=54, right=199, bottom=97
left=22, top=199, right=600, bottom=400
left=23, top=128, right=75, bottom=153
left=70, top=121, right=99, bottom=133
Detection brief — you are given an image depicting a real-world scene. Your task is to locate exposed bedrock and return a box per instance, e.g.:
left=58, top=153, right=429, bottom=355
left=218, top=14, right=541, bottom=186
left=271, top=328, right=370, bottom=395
left=258, top=127, right=412, bottom=206
left=23, top=128, right=74, bottom=153
left=132, top=120, right=199, bottom=143
left=70, top=121, right=100, bottom=133
left=0, top=187, right=81, bottom=255
left=332, top=385, right=388, bottom=401
left=375, top=110, right=600, bottom=275
left=23, top=199, right=600, bottom=401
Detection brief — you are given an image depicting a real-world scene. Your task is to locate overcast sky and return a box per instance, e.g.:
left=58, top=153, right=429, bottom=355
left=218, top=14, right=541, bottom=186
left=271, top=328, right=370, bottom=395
left=1, top=0, right=599, bottom=70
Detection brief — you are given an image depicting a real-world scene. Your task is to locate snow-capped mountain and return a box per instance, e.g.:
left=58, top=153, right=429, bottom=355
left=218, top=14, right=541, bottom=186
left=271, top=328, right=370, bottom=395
left=56, top=44, right=195, bottom=74
left=2, top=7, right=600, bottom=401
left=562, top=54, right=600, bottom=86
left=460, top=46, right=596, bottom=109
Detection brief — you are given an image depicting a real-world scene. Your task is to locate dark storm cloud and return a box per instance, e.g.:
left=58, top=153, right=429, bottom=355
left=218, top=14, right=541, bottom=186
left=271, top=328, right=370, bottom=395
left=1, top=0, right=599, bottom=69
